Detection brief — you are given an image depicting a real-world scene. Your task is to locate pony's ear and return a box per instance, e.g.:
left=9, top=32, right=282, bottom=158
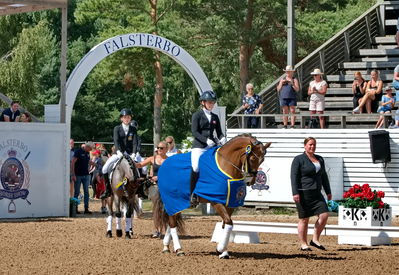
left=264, top=142, right=272, bottom=149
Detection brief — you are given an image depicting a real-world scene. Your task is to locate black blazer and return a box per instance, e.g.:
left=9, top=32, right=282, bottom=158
left=113, top=124, right=138, bottom=154
left=290, top=153, right=331, bottom=196
left=191, top=109, right=224, bottom=148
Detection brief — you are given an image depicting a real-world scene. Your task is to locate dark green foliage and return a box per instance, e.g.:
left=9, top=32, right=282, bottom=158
left=0, top=0, right=375, bottom=144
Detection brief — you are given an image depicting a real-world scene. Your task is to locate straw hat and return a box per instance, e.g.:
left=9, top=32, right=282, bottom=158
left=310, top=68, right=324, bottom=75
left=283, top=65, right=295, bottom=72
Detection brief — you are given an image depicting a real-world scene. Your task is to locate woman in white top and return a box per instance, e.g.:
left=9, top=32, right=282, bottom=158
left=308, top=69, right=328, bottom=129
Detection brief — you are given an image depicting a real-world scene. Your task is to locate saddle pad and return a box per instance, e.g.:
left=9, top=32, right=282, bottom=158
left=195, top=147, right=246, bottom=208
left=158, top=147, right=246, bottom=216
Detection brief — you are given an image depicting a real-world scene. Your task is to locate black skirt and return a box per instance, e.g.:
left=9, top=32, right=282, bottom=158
left=295, top=189, right=329, bottom=219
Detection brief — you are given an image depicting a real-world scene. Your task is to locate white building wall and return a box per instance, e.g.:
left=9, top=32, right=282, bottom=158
left=227, top=128, right=399, bottom=215
left=0, top=123, right=68, bottom=218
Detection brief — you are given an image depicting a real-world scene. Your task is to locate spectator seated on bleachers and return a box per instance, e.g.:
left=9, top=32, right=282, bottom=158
left=375, top=86, right=395, bottom=129
left=353, top=70, right=383, bottom=114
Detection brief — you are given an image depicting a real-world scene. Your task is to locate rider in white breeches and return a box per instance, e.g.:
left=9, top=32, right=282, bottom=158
left=190, top=91, right=226, bottom=207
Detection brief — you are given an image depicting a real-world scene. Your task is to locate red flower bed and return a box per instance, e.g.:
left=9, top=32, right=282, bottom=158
left=342, top=184, right=389, bottom=209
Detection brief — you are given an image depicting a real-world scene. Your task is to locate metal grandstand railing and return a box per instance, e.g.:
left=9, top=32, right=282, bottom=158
left=227, top=1, right=384, bottom=128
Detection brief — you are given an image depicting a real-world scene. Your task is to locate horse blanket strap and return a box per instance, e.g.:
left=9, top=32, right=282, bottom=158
left=158, top=147, right=246, bottom=216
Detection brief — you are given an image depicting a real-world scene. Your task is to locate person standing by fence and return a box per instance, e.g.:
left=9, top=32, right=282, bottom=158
left=290, top=137, right=332, bottom=251
left=308, top=69, right=328, bottom=129
left=242, top=83, right=264, bottom=128
left=277, top=65, right=300, bottom=129
left=71, top=141, right=95, bottom=214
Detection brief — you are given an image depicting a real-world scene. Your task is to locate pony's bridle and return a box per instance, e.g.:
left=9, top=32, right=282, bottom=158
left=218, top=139, right=264, bottom=185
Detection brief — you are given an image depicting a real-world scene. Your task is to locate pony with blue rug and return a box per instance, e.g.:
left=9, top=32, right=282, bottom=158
left=155, top=134, right=271, bottom=258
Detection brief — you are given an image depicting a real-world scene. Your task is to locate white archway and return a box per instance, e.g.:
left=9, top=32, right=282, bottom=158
left=64, top=33, right=214, bottom=125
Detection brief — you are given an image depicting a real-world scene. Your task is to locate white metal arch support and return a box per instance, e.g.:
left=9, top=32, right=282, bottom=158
left=64, top=33, right=213, bottom=124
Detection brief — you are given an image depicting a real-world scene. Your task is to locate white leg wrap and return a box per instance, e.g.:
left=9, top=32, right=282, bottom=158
left=217, top=224, right=233, bottom=253
left=170, top=227, right=181, bottom=252
left=116, top=217, right=122, bottom=230
left=139, top=198, right=143, bottom=210
left=106, top=215, right=112, bottom=232
left=125, top=218, right=132, bottom=233
left=219, top=251, right=230, bottom=259
left=163, top=226, right=171, bottom=246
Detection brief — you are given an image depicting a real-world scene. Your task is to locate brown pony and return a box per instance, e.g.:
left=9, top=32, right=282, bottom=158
left=155, top=134, right=271, bottom=258
left=105, top=157, right=140, bottom=239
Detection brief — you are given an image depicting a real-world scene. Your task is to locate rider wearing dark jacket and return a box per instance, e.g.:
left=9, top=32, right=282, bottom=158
left=190, top=91, right=226, bottom=207
left=101, top=108, right=138, bottom=199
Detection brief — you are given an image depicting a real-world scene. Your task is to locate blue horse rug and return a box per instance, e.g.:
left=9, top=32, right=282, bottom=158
left=158, top=147, right=246, bottom=216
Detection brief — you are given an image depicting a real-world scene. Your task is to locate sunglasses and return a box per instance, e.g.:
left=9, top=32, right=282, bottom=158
left=166, top=141, right=173, bottom=144
left=157, top=147, right=165, bottom=149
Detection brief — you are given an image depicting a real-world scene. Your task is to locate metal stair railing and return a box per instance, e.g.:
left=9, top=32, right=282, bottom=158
left=228, top=1, right=384, bottom=129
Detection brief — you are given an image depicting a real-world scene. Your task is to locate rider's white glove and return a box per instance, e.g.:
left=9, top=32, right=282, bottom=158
left=130, top=152, right=137, bottom=160
left=219, top=137, right=227, bottom=145
left=117, top=150, right=123, bottom=158
left=206, top=138, right=215, bottom=147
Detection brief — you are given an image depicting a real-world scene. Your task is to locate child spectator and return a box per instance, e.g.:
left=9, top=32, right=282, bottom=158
left=375, top=86, right=395, bottom=129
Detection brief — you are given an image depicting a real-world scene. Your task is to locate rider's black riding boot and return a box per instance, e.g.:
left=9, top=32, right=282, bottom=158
left=100, top=173, right=112, bottom=199
left=189, top=170, right=199, bottom=208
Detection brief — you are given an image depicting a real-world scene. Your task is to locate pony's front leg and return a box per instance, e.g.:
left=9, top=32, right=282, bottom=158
left=212, top=203, right=233, bottom=259
left=169, top=215, right=185, bottom=256
left=114, top=196, right=123, bottom=238
left=124, top=200, right=134, bottom=239
left=162, top=226, right=171, bottom=253
left=106, top=196, right=114, bottom=238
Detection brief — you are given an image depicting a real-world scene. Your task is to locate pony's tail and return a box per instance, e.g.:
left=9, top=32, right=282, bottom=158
left=153, top=190, right=185, bottom=235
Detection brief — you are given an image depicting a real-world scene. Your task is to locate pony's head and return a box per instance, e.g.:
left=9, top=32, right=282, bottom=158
left=219, top=134, right=271, bottom=185
left=242, top=135, right=271, bottom=185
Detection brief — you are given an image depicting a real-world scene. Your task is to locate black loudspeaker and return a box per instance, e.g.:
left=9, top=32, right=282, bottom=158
left=368, top=130, right=391, bottom=166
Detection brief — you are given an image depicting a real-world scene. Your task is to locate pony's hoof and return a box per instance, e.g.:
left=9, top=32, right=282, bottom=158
left=218, top=251, right=230, bottom=259
left=162, top=249, right=171, bottom=254
left=106, top=231, right=112, bottom=238
left=176, top=250, right=185, bottom=256
left=125, top=232, right=132, bottom=239
left=116, top=229, right=123, bottom=237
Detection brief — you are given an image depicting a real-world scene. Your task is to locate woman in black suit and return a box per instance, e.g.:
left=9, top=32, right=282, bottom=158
left=290, top=137, right=332, bottom=251
left=190, top=91, right=226, bottom=206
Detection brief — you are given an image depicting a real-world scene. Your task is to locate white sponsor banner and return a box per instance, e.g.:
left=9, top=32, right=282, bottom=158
left=0, top=123, right=68, bottom=218
left=246, top=157, right=343, bottom=203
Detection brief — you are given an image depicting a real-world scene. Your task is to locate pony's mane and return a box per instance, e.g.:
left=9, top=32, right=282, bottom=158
left=224, top=133, right=256, bottom=146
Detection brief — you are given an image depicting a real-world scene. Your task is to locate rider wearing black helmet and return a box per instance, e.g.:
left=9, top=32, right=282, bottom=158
left=190, top=90, right=226, bottom=207
left=101, top=108, right=139, bottom=199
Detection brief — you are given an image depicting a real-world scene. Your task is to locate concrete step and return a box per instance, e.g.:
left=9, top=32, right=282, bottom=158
left=385, top=19, right=398, bottom=27
left=341, top=70, right=392, bottom=76
left=324, top=97, right=353, bottom=102
left=373, top=36, right=396, bottom=44
left=357, top=48, right=399, bottom=56
left=327, top=88, right=352, bottom=95
left=377, top=44, right=399, bottom=49
left=329, top=83, right=356, bottom=88
left=361, top=57, right=399, bottom=62
left=326, top=74, right=393, bottom=82
left=339, top=61, right=398, bottom=70
left=297, top=101, right=353, bottom=109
